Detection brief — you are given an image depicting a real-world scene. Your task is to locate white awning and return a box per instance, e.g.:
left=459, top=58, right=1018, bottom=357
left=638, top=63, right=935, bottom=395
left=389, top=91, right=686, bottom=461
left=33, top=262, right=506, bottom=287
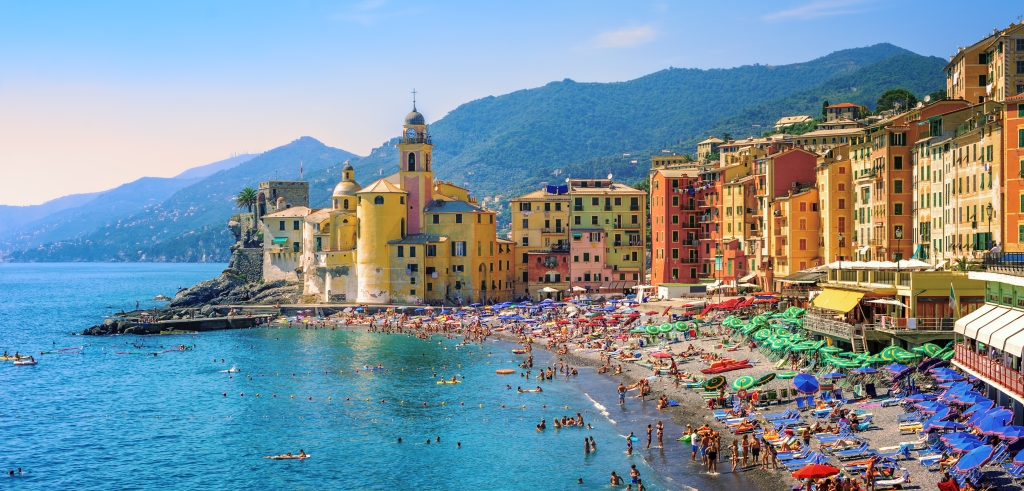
left=738, top=272, right=757, bottom=282
left=974, top=311, right=1024, bottom=346
left=964, top=306, right=1015, bottom=340
left=857, top=246, right=869, bottom=253
left=955, top=304, right=995, bottom=335
left=1004, top=326, right=1024, bottom=359
left=988, top=314, right=1024, bottom=352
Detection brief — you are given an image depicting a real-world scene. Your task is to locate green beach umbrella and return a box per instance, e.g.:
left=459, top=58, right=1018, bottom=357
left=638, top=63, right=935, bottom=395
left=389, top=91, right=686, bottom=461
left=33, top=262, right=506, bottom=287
left=753, top=373, right=776, bottom=387
left=705, top=376, right=726, bottom=391
left=645, top=325, right=659, bottom=334
left=777, top=371, right=797, bottom=379
left=733, top=376, right=755, bottom=391
left=659, top=324, right=673, bottom=333
left=921, top=343, right=942, bottom=357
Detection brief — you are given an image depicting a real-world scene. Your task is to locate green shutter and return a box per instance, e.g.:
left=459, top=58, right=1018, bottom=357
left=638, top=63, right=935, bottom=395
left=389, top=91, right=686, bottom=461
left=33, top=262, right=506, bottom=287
left=1018, top=104, right=1024, bottom=118
left=1019, top=128, right=1024, bottom=148
left=1019, top=225, right=1024, bottom=242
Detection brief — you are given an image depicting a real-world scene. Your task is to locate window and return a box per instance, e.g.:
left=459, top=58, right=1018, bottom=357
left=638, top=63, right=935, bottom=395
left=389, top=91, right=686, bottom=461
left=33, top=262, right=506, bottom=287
left=426, top=245, right=437, bottom=257
left=293, top=242, right=300, bottom=253
left=455, top=214, right=463, bottom=223
left=799, top=238, right=807, bottom=251
left=890, top=134, right=906, bottom=147
left=672, top=195, right=679, bottom=206
left=893, top=156, right=903, bottom=169
left=555, top=203, right=561, bottom=211
left=838, top=183, right=845, bottom=191
left=591, top=216, right=598, bottom=225
left=838, top=217, right=845, bottom=233
left=409, top=247, right=416, bottom=258
left=521, top=219, right=528, bottom=229
left=374, top=196, right=384, bottom=205
left=574, top=216, right=581, bottom=225
left=574, top=197, right=583, bottom=210
left=591, top=197, right=599, bottom=206
left=614, top=197, right=621, bottom=206
left=343, top=199, right=349, bottom=210
left=477, top=214, right=481, bottom=223
left=671, top=268, right=678, bottom=279
left=672, top=215, right=679, bottom=224
left=397, top=246, right=404, bottom=258
left=799, top=202, right=806, bottom=212
left=1020, top=225, right=1024, bottom=242
left=407, top=152, right=415, bottom=171
left=631, top=214, right=638, bottom=224
left=979, top=74, right=987, bottom=87
left=278, top=221, right=285, bottom=231
left=521, top=237, right=529, bottom=247
left=427, top=283, right=433, bottom=291
left=894, top=203, right=904, bottom=216
left=1018, top=60, right=1024, bottom=75
left=1018, top=39, right=1024, bottom=52
left=1019, top=129, right=1024, bottom=148
left=894, top=180, right=903, bottom=193
left=399, top=196, right=404, bottom=205
left=544, top=202, right=550, bottom=212
left=672, top=249, right=679, bottom=259
left=838, top=199, right=846, bottom=210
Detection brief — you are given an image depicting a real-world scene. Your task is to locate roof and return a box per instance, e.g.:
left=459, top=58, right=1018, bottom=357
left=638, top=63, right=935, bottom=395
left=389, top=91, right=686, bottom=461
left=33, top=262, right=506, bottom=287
left=775, top=115, right=812, bottom=125
left=698, top=136, right=724, bottom=144
left=796, top=127, right=864, bottom=138
left=264, top=206, right=312, bottom=218
left=388, top=234, right=447, bottom=245
left=653, top=169, right=697, bottom=178
left=1007, top=93, right=1024, bottom=102
left=944, top=32, right=998, bottom=70
left=827, top=103, right=859, bottom=109
left=568, top=182, right=644, bottom=195
left=405, top=108, right=425, bottom=126
left=510, top=189, right=571, bottom=201
left=496, top=237, right=516, bottom=244
left=424, top=200, right=488, bottom=213
left=778, top=270, right=826, bottom=284
left=304, top=209, right=331, bottom=224
left=359, top=178, right=406, bottom=194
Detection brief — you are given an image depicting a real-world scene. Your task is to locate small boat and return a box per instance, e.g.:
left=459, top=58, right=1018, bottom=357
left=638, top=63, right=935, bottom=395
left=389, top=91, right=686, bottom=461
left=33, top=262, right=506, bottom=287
left=13, top=359, right=37, bottom=366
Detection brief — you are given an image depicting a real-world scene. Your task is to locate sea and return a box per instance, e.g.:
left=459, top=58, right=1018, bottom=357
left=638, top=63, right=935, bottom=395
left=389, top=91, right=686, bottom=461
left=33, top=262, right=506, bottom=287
left=0, top=263, right=747, bottom=490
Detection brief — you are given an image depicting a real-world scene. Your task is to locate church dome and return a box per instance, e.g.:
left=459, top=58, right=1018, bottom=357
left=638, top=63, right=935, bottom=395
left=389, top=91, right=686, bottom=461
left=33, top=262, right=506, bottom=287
left=342, top=161, right=354, bottom=171
left=333, top=180, right=361, bottom=197
left=405, top=109, right=425, bottom=126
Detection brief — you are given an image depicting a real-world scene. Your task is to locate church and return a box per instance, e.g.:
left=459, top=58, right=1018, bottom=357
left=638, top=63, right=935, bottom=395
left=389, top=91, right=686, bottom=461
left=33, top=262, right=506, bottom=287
left=260, top=105, right=515, bottom=305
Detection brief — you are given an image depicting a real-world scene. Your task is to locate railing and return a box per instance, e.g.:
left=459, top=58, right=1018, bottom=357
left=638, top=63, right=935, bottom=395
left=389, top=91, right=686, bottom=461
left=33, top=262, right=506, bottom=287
left=981, top=252, right=1024, bottom=275
left=873, top=315, right=952, bottom=332
left=540, top=228, right=564, bottom=234
left=803, top=313, right=858, bottom=340
left=400, top=135, right=432, bottom=145
left=630, top=205, right=641, bottom=211
left=604, top=206, right=612, bottom=211
left=550, top=244, right=570, bottom=252
left=614, top=223, right=642, bottom=229
left=954, top=345, right=1024, bottom=399
left=574, top=206, right=584, bottom=211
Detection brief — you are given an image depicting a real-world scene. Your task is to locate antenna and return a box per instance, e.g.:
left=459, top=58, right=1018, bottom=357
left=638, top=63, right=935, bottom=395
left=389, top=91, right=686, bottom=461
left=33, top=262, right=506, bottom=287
left=607, top=173, right=613, bottom=180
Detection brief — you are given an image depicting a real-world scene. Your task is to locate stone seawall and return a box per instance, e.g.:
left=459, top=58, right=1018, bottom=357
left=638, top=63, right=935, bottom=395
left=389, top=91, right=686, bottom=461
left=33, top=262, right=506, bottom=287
left=228, top=247, right=263, bottom=282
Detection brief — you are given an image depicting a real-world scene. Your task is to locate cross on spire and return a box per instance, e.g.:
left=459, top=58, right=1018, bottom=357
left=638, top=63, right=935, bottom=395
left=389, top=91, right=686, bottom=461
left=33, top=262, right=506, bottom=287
left=412, top=88, right=417, bottom=110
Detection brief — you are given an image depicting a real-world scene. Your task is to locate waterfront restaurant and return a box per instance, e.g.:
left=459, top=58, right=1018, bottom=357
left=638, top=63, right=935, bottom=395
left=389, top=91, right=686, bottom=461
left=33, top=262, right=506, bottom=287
left=953, top=253, right=1024, bottom=424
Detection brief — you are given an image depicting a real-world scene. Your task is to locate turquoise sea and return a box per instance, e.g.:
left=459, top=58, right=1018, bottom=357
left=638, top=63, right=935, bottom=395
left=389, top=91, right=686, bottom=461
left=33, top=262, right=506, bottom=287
left=0, top=263, right=743, bottom=490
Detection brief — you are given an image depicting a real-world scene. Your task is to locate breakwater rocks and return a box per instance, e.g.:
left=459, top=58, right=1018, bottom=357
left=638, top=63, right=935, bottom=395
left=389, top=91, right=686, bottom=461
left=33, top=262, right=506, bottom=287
left=168, top=268, right=301, bottom=308
left=81, top=319, right=161, bottom=336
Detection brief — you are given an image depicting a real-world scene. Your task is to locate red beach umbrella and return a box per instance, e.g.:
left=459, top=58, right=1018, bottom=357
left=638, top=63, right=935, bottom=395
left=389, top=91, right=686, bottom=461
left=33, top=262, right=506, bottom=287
left=651, top=352, right=672, bottom=359
left=791, top=464, right=840, bottom=480
left=645, top=311, right=659, bottom=315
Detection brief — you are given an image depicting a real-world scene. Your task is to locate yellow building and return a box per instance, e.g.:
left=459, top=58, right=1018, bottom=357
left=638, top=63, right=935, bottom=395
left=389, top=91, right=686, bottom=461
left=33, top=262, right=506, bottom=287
left=945, top=32, right=998, bottom=103
left=816, top=145, right=853, bottom=263
left=509, top=187, right=571, bottom=298
left=768, top=186, right=821, bottom=283
left=270, top=105, right=512, bottom=305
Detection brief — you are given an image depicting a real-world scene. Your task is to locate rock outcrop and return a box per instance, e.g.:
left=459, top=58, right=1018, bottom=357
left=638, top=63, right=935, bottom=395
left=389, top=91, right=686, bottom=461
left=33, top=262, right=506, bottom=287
left=168, top=269, right=301, bottom=308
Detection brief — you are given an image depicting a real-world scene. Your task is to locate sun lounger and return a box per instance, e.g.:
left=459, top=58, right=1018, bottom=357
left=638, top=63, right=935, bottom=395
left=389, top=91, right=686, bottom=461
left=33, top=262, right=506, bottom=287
left=896, top=411, right=921, bottom=423
left=898, top=422, right=922, bottom=434
left=796, top=396, right=809, bottom=411
left=873, top=468, right=910, bottom=490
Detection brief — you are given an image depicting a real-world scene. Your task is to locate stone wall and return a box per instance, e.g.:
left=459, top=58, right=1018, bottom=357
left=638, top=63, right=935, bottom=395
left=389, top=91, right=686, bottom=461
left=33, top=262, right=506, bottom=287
left=229, top=247, right=264, bottom=283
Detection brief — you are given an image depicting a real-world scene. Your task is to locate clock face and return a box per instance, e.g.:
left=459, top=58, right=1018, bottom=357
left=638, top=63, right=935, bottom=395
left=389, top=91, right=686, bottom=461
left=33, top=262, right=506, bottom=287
left=406, top=128, right=416, bottom=139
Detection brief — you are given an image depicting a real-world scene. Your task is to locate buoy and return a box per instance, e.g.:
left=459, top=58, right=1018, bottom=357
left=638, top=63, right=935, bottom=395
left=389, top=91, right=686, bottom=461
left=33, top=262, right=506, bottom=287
left=290, top=395, right=294, bottom=399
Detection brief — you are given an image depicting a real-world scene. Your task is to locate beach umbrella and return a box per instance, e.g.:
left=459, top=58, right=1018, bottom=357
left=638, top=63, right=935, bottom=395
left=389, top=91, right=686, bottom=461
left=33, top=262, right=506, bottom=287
left=927, top=420, right=966, bottom=432
left=905, top=393, right=936, bottom=403
left=705, top=376, right=726, bottom=391
left=950, top=441, right=985, bottom=454
left=954, top=445, right=994, bottom=473
left=997, top=426, right=1024, bottom=440
left=963, top=400, right=994, bottom=416
left=754, top=372, right=776, bottom=388
left=792, top=373, right=819, bottom=394
left=732, top=376, right=755, bottom=391
left=645, top=325, right=659, bottom=335
left=916, top=401, right=948, bottom=414
left=777, top=371, right=797, bottom=379
left=820, top=372, right=845, bottom=380
left=658, top=324, right=673, bottom=333
left=791, top=464, right=840, bottom=480
left=851, top=367, right=877, bottom=374
left=651, top=352, right=672, bottom=359
left=1014, top=448, right=1024, bottom=466
left=883, top=363, right=909, bottom=373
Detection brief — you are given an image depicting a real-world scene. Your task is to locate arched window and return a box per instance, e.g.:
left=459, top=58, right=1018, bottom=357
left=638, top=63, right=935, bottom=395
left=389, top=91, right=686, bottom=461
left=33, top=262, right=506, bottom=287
left=374, top=196, right=384, bottom=205
left=343, top=199, right=349, bottom=210
left=333, top=199, right=338, bottom=209
left=407, top=152, right=416, bottom=171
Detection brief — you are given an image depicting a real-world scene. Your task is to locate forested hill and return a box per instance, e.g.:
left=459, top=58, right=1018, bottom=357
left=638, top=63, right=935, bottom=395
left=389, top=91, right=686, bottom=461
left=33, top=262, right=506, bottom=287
left=334, top=43, right=932, bottom=202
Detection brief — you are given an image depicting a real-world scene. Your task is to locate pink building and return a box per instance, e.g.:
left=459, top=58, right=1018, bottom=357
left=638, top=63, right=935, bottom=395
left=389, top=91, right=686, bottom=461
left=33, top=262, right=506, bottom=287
left=569, top=228, right=612, bottom=294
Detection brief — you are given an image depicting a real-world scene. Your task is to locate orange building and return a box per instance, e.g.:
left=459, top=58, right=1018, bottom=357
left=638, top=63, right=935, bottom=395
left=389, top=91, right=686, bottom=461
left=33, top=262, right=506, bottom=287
left=1005, top=95, right=1024, bottom=252
left=649, top=168, right=701, bottom=285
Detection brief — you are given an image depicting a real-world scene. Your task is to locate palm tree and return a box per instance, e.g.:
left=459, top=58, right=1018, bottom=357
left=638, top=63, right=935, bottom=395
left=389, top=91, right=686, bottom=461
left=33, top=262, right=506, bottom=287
left=236, top=187, right=258, bottom=213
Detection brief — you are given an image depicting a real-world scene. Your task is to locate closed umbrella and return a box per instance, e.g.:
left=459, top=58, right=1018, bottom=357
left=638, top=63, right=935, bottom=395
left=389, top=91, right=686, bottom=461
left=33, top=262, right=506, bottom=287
left=754, top=372, right=776, bottom=387
left=953, top=444, right=993, bottom=473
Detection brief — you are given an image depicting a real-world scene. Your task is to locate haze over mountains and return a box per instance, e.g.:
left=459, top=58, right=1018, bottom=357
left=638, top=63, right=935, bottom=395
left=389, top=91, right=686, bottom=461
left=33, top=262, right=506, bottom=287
left=3, top=44, right=946, bottom=262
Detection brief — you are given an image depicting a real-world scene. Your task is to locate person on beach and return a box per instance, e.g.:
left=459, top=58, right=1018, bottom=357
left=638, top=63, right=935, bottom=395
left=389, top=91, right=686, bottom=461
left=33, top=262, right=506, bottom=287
left=741, top=434, right=750, bottom=467
left=656, top=421, right=664, bottom=447
left=618, top=383, right=626, bottom=404
left=730, top=439, right=739, bottom=473
left=690, top=428, right=699, bottom=462
left=585, top=438, right=591, bottom=455
left=626, top=437, right=633, bottom=455
left=750, top=436, right=761, bottom=469
left=589, top=436, right=596, bottom=452
left=629, top=465, right=640, bottom=484
left=646, top=424, right=652, bottom=449
left=864, top=455, right=878, bottom=491
left=706, top=441, right=718, bottom=474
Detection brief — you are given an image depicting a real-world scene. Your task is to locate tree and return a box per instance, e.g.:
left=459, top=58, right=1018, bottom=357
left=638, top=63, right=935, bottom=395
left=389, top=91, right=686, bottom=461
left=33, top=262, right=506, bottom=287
left=721, top=132, right=732, bottom=142
left=822, top=100, right=830, bottom=118
left=236, top=187, right=258, bottom=213
left=927, top=89, right=947, bottom=102
left=875, top=89, right=918, bottom=114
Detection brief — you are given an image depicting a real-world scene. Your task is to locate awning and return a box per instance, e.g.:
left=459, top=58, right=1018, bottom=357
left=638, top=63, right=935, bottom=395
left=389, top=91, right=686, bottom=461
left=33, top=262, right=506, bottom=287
left=812, top=289, right=864, bottom=313
left=779, top=270, right=826, bottom=284
left=987, top=313, right=1024, bottom=352
left=910, top=244, right=924, bottom=259
left=963, top=305, right=1012, bottom=340
left=572, top=233, right=582, bottom=238
left=272, top=237, right=289, bottom=244
left=857, top=246, right=869, bottom=254
left=599, top=282, right=627, bottom=290
left=1004, top=325, right=1024, bottom=359
left=955, top=304, right=995, bottom=335
left=738, top=272, right=757, bottom=282
left=976, top=309, right=1024, bottom=346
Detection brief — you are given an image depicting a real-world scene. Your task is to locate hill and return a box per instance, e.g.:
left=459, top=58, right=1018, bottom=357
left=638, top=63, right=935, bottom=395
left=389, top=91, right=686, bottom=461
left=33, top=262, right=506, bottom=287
left=0, top=192, right=102, bottom=234
left=173, top=154, right=257, bottom=179
left=7, top=137, right=357, bottom=262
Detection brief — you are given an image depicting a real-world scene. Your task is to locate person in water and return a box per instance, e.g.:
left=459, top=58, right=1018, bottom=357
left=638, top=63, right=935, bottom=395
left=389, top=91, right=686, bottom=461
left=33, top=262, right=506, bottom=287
left=609, top=471, right=623, bottom=485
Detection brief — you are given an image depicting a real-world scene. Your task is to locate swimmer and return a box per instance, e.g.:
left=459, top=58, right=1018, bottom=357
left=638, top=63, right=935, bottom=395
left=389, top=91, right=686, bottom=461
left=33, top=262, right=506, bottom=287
left=457, top=442, right=461, bottom=449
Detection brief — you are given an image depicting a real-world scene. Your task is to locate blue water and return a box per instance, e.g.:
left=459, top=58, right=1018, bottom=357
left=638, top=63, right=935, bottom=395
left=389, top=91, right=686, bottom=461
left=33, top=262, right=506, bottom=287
left=0, top=263, right=705, bottom=490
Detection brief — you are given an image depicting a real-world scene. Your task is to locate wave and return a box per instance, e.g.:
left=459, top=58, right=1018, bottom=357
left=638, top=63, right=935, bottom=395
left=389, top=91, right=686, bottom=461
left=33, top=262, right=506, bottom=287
left=583, top=392, right=614, bottom=425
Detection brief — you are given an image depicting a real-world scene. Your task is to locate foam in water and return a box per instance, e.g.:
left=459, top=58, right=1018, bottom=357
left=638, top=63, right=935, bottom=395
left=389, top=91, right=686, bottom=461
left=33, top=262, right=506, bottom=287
left=584, top=392, right=615, bottom=424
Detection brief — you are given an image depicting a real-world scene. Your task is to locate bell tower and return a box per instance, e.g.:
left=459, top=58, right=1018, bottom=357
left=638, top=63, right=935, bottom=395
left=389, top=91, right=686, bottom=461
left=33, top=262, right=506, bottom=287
left=397, top=90, right=434, bottom=234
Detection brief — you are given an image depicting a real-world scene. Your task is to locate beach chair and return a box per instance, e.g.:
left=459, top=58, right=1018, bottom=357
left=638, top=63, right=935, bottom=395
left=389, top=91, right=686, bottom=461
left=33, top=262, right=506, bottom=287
left=873, top=468, right=910, bottom=490
left=898, top=422, right=923, bottom=434
left=876, top=445, right=912, bottom=461
left=767, top=389, right=778, bottom=405
left=763, top=408, right=798, bottom=421
left=820, top=391, right=833, bottom=404
left=1004, top=463, right=1024, bottom=482
left=779, top=387, right=789, bottom=400
left=833, top=443, right=871, bottom=460
left=896, top=411, right=922, bottom=423
left=796, top=396, right=808, bottom=411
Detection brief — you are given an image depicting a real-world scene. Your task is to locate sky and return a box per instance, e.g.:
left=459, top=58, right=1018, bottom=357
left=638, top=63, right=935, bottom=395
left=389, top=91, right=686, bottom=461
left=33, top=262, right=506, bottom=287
left=0, top=0, right=1021, bottom=205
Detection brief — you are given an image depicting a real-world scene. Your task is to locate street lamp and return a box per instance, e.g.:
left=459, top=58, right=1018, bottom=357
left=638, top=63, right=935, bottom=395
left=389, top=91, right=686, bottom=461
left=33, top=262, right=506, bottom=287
left=987, top=203, right=993, bottom=250
left=894, top=226, right=904, bottom=278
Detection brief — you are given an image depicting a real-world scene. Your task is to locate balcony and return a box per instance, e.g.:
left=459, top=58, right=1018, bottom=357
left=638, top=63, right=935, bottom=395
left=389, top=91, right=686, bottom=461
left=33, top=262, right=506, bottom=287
left=604, top=206, right=613, bottom=211
left=574, top=206, right=584, bottom=211
left=550, top=244, right=570, bottom=252
left=980, top=252, right=1024, bottom=276
left=803, top=313, right=861, bottom=341
left=614, top=223, right=642, bottom=229
left=953, top=345, right=1024, bottom=401
left=540, top=227, right=565, bottom=234
left=400, top=135, right=432, bottom=145
left=630, top=205, right=641, bottom=211
left=873, top=316, right=952, bottom=334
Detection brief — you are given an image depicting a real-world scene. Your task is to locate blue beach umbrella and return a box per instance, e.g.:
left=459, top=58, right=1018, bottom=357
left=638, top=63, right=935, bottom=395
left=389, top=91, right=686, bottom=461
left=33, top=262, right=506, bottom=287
left=851, top=367, right=877, bottom=374
left=963, top=400, right=994, bottom=416
left=470, top=303, right=482, bottom=307
left=792, top=373, right=820, bottom=394
left=905, top=393, right=936, bottom=403
left=940, top=432, right=980, bottom=444
left=1014, top=449, right=1024, bottom=466
left=821, top=372, right=845, bottom=380
left=997, top=426, right=1024, bottom=440
left=950, top=441, right=986, bottom=454
left=927, top=420, right=966, bottom=432
left=916, top=401, right=948, bottom=414
left=953, top=445, right=994, bottom=473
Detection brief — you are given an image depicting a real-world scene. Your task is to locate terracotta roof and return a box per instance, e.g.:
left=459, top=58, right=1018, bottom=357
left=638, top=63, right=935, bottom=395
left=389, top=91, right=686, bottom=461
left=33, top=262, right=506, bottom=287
left=569, top=183, right=645, bottom=195
left=265, top=206, right=312, bottom=218
left=653, top=169, right=697, bottom=178
left=1007, top=93, right=1024, bottom=102
left=827, top=103, right=859, bottom=109
left=358, top=178, right=407, bottom=194
left=699, top=136, right=724, bottom=144
left=775, top=115, right=812, bottom=125
left=304, top=209, right=331, bottom=223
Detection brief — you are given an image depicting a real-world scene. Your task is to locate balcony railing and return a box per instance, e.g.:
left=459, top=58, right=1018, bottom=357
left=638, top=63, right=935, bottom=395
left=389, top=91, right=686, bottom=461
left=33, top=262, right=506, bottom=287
left=954, top=345, right=1024, bottom=399
left=400, top=135, right=432, bottom=144
left=872, top=315, right=952, bottom=332
left=540, top=227, right=565, bottom=234
left=803, top=313, right=859, bottom=340
left=630, top=205, right=641, bottom=211
left=614, top=223, right=642, bottom=229
left=980, top=252, right=1024, bottom=275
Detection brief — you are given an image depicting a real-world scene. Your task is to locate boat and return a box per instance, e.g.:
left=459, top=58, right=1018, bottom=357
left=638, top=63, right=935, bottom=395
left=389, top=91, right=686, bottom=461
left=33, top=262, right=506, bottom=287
left=496, top=369, right=516, bottom=375
left=13, top=359, right=37, bottom=366
left=436, top=380, right=462, bottom=385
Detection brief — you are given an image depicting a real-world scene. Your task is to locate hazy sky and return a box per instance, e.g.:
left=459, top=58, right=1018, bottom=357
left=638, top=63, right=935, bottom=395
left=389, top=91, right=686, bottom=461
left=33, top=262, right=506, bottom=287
left=1, top=0, right=1020, bottom=205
